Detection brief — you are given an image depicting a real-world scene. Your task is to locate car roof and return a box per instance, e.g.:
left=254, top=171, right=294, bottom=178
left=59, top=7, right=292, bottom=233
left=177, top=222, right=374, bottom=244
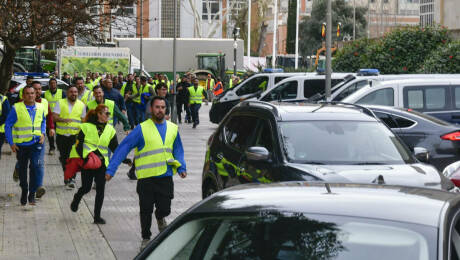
left=192, top=182, right=459, bottom=227
left=238, top=101, right=378, bottom=122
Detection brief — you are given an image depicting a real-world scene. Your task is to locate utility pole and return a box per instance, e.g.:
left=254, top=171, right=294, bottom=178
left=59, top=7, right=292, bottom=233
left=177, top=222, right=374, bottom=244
left=140, top=0, right=143, bottom=76
left=295, top=0, right=299, bottom=69
left=171, top=0, right=178, bottom=123
left=353, top=0, right=356, bottom=40
left=247, top=0, right=251, bottom=68
left=272, top=0, right=278, bottom=68
left=325, top=0, right=332, bottom=101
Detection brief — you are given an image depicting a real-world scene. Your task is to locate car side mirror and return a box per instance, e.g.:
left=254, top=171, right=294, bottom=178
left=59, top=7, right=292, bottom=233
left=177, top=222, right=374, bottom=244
left=414, top=147, right=429, bottom=163
left=246, top=146, right=270, bottom=162
left=443, top=161, right=460, bottom=187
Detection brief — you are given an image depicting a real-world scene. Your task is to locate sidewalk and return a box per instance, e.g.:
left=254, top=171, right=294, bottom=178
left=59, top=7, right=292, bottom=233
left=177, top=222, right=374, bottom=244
left=0, top=105, right=216, bottom=259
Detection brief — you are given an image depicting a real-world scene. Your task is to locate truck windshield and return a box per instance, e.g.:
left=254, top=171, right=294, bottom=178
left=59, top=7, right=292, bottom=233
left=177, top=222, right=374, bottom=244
left=198, top=56, right=218, bottom=72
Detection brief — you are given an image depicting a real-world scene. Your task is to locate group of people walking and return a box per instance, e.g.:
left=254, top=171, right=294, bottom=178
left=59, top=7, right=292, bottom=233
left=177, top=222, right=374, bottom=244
left=0, top=71, right=195, bottom=249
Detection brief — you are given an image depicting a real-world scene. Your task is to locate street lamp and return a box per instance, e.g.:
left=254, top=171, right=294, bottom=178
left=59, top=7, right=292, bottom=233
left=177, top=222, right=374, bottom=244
left=232, top=27, right=240, bottom=77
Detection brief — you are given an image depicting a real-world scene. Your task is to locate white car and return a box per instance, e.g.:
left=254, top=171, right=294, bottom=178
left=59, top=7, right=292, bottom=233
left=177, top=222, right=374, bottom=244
left=12, top=77, right=69, bottom=94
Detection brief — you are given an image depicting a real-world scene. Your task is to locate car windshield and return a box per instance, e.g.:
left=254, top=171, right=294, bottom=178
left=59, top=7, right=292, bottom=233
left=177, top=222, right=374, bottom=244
left=279, top=121, right=415, bottom=165
left=146, top=212, right=436, bottom=260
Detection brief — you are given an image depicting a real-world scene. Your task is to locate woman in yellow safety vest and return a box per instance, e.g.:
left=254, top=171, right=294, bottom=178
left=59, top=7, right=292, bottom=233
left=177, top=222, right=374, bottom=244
left=69, top=104, right=118, bottom=224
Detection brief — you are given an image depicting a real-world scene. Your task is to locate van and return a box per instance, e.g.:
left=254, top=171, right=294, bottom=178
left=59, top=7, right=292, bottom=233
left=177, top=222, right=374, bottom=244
left=209, top=72, right=310, bottom=123
left=341, top=78, right=460, bottom=124
left=257, top=73, right=354, bottom=102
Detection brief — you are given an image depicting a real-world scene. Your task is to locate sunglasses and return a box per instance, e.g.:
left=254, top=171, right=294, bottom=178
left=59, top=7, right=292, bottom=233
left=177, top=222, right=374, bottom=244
left=100, top=112, right=110, bottom=116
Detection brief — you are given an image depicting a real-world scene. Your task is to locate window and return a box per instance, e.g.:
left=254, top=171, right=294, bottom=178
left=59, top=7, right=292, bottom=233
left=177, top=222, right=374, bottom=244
left=236, top=76, right=269, bottom=96
left=374, top=112, right=398, bottom=128
left=274, top=77, right=288, bottom=84
left=404, top=86, right=448, bottom=111
left=407, top=90, right=423, bottom=109
left=202, top=0, right=220, bottom=20
left=393, top=115, right=415, bottom=128
left=334, top=80, right=369, bottom=101
left=223, top=116, right=259, bottom=151
left=253, top=120, right=274, bottom=151
left=426, top=87, right=445, bottom=109
left=304, top=80, right=325, bottom=98
left=356, top=88, right=394, bottom=106
left=455, top=87, right=460, bottom=109
left=262, top=81, right=298, bottom=102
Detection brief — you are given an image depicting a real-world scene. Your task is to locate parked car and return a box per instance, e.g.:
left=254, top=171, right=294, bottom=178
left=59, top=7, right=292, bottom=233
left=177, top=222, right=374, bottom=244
left=201, top=101, right=454, bottom=198
left=137, top=182, right=460, bottom=259
left=367, top=105, right=460, bottom=172
left=209, top=72, right=310, bottom=123
left=12, top=77, right=69, bottom=93
left=341, top=78, right=460, bottom=124
left=257, top=73, right=353, bottom=103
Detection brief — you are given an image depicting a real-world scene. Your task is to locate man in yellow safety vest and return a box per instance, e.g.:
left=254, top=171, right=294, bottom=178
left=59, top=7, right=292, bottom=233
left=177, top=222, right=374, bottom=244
left=106, top=96, right=187, bottom=249
left=53, top=85, right=86, bottom=189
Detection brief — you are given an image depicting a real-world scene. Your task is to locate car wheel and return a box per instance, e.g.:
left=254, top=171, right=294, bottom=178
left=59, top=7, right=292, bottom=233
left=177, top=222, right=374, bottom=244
left=203, top=180, right=218, bottom=199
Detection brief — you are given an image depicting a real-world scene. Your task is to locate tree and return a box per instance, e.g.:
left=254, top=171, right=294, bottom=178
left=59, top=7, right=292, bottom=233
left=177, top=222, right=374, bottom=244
left=0, top=0, right=135, bottom=94
left=299, top=0, right=367, bottom=58
left=286, top=0, right=297, bottom=54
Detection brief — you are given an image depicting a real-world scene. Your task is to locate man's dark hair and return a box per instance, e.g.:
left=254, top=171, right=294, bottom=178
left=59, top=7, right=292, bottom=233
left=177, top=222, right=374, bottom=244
left=155, top=82, right=167, bottom=90
left=31, top=81, right=41, bottom=86
left=22, top=85, right=35, bottom=93
left=67, top=85, right=78, bottom=91
left=150, top=96, right=166, bottom=107
left=140, top=76, right=147, bottom=82
left=75, top=76, right=84, bottom=82
left=134, top=75, right=140, bottom=79
left=49, top=78, right=57, bottom=84
left=92, top=85, right=103, bottom=92
left=26, top=75, right=34, bottom=80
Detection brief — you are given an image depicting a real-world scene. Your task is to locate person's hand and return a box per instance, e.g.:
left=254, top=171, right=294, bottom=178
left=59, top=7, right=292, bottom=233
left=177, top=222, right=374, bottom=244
left=63, top=118, right=72, bottom=123
left=39, top=134, right=45, bottom=144
left=105, top=174, right=112, bottom=181
left=49, top=129, right=55, bottom=137
left=187, top=104, right=191, bottom=107
left=178, top=172, right=187, bottom=178
left=10, top=144, right=18, bottom=153
left=125, top=130, right=131, bottom=135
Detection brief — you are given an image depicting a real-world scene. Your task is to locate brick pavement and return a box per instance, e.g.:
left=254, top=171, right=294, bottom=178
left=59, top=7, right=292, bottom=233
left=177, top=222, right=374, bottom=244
left=0, top=105, right=216, bottom=259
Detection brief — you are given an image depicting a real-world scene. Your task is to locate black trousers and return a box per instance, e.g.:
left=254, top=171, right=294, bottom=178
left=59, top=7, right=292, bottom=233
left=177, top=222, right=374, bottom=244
left=0, top=133, right=4, bottom=159
left=176, top=102, right=190, bottom=122
left=46, top=128, right=55, bottom=151
left=56, top=134, right=76, bottom=172
left=73, top=167, right=106, bottom=219
left=137, top=176, right=174, bottom=239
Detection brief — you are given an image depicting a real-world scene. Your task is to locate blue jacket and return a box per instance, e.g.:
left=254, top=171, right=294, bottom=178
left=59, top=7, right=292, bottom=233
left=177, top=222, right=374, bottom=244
left=5, top=103, right=46, bottom=146
left=107, top=120, right=186, bottom=177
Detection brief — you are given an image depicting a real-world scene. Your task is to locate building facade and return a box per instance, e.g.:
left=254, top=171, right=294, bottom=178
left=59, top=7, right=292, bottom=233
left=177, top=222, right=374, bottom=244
left=420, top=0, right=460, bottom=38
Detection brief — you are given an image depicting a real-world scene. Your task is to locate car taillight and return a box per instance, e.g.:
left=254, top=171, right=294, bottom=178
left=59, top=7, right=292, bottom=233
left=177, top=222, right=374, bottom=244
left=441, top=131, right=460, bottom=141
left=450, top=172, right=460, bottom=187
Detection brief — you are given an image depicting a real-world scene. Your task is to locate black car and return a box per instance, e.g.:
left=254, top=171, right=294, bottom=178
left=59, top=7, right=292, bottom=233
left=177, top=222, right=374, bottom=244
left=201, top=101, right=454, bottom=198
left=136, top=182, right=460, bottom=259
left=368, top=105, right=460, bottom=172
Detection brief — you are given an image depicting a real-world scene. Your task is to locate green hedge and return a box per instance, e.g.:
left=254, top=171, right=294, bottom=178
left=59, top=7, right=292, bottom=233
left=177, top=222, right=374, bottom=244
left=333, top=26, right=452, bottom=73
left=421, top=41, right=460, bottom=73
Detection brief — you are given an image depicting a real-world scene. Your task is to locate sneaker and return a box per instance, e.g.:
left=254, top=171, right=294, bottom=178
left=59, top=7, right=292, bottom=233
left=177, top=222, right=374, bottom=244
left=66, top=179, right=76, bottom=189
left=192, top=123, right=197, bottom=129
left=48, top=149, right=55, bottom=156
left=20, top=190, right=27, bottom=206
left=127, top=169, right=137, bottom=180
left=140, top=239, right=150, bottom=252
left=93, top=217, right=106, bottom=224
left=36, top=186, right=46, bottom=199
left=70, top=197, right=79, bottom=212
left=157, top=218, right=167, bottom=232
left=13, top=169, right=19, bottom=182
left=28, top=193, right=36, bottom=206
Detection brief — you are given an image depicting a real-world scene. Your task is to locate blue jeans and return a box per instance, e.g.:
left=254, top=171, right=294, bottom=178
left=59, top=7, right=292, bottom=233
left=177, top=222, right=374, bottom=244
left=126, top=102, right=137, bottom=128
left=17, top=142, right=42, bottom=194
left=136, top=103, right=146, bottom=124
left=190, top=104, right=201, bottom=124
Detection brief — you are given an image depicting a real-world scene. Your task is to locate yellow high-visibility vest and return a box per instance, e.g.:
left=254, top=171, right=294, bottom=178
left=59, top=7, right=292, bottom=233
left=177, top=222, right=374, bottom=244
left=55, top=99, right=85, bottom=136
left=44, top=89, right=63, bottom=110
left=69, top=123, right=116, bottom=167
left=87, top=99, right=115, bottom=125
left=134, top=120, right=181, bottom=179
left=12, top=102, right=45, bottom=144
left=188, top=86, right=204, bottom=104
